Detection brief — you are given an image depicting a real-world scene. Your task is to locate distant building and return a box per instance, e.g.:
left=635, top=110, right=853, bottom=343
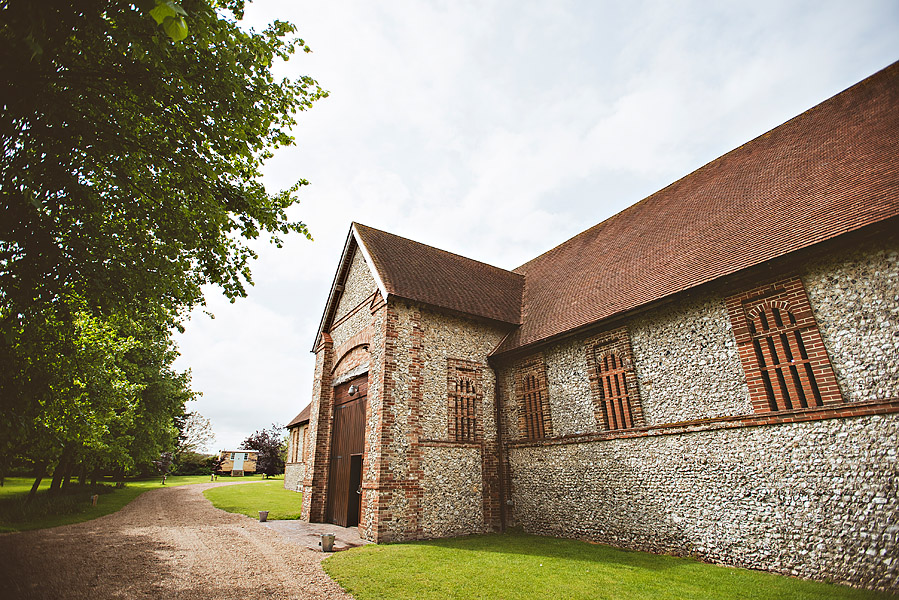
left=218, top=450, right=258, bottom=476
left=295, top=62, right=899, bottom=592
left=284, top=405, right=311, bottom=492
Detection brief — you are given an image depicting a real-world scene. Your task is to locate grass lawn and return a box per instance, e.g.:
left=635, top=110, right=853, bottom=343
left=0, top=474, right=214, bottom=533
left=203, top=477, right=302, bottom=520
left=323, top=531, right=894, bottom=600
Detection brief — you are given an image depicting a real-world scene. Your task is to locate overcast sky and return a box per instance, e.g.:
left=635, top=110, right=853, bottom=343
left=173, top=0, right=899, bottom=452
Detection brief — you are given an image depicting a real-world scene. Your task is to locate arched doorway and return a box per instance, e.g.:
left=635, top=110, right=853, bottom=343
left=327, top=374, right=367, bottom=527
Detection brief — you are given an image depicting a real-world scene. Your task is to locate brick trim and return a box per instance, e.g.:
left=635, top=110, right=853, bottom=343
left=331, top=291, right=379, bottom=330
left=304, top=337, right=334, bottom=522
left=420, top=439, right=484, bottom=448
left=585, top=327, right=645, bottom=430
left=332, top=326, right=373, bottom=372
left=507, top=397, right=899, bottom=449
left=447, top=358, right=484, bottom=442
left=725, top=276, right=842, bottom=413
left=515, top=354, right=553, bottom=439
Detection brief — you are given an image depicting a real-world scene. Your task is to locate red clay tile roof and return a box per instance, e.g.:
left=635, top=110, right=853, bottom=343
left=353, top=223, right=524, bottom=324
left=286, top=404, right=311, bottom=428
left=493, top=61, right=899, bottom=355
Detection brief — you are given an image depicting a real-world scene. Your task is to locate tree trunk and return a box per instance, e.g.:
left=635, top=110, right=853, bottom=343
left=25, top=463, right=46, bottom=504
left=78, top=464, right=87, bottom=486
left=49, top=446, right=74, bottom=495
left=48, top=465, right=64, bottom=495
left=60, top=457, right=75, bottom=492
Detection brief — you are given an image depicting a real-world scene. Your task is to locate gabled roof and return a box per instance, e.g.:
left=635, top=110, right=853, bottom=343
left=313, top=224, right=523, bottom=350
left=353, top=223, right=524, bottom=325
left=493, top=60, right=899, bottom=355
left=314, top=62, right=899, bottom=358
left=286, top=404, right=311, bottom=429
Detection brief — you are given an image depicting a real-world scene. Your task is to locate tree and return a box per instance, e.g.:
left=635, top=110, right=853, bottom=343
left=1, top=1, right=324, bottom=491
left=1, top=0, right=326, bottom=326
left=175, top=412, right=215, bottom=455
left=172, top=412, right=216, bottom=474
left=4, top=306, right=195, bottom=500
left=242, top=424, right=285, bottom=478
left=152, top=451, right=174, bottom=484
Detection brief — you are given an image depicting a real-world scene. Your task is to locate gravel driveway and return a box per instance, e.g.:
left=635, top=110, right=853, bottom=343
left=0, top=481, right=354, bottom=599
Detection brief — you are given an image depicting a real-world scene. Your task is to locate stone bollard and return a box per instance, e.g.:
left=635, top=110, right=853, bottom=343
left=91, top=494, right=99, bottom=506
left=258, top=511, right=269, bottom=522
left=320, top=533, right=335, bottom=552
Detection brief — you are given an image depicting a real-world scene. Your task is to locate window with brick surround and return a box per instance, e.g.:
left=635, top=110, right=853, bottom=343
left=586, top=328, right=644, bottom=431
left=447, top=359, right=483, bottom=442
left=516, top=357, right=552, bottom=440
left=302, top=427, right=309, bottom=461
left=726, top=277, right=842, bottom=413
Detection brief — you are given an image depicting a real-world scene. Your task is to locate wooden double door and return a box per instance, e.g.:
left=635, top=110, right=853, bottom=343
left=327, top=375, right=367, bottom=527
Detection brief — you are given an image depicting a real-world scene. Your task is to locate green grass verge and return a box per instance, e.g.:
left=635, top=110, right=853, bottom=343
left=323, top=531, right=894, bottom=600
left=203, top=477, right=302, bottom=520
left=0, top=475, right=214, bottom=533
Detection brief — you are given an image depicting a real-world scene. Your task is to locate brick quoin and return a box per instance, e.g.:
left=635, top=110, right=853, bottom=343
left=304, top=333, right=334, bottom=523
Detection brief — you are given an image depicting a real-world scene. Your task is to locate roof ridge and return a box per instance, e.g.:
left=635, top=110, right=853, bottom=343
left=354, top=222, right=523, bottom=280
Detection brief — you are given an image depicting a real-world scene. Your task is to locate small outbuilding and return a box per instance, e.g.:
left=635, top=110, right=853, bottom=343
left=284, top=404, right=311, bottom=492
left=217, top=450, right=258, bottom=476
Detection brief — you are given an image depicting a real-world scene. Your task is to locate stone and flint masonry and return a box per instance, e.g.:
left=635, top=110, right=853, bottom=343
left=286, top=62, right=899, bottom=591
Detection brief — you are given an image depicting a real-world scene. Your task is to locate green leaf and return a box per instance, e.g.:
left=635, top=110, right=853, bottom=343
left=148, top=3, right=177, bottom=25
left=162, top=15, right=189, bottom=42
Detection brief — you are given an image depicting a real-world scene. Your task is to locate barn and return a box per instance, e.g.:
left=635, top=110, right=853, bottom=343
left=292, top=62, right=899, bottom=590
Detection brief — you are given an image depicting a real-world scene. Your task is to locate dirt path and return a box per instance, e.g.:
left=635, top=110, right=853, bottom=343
left=0, top=481, right=354, bottom=599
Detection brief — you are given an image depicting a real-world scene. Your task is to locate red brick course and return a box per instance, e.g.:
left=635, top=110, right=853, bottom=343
left=507, top=397, right=899, bottom=449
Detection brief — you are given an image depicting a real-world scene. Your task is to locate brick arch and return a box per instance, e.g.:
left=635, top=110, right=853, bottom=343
left=331, top=326, right=373, bottom=378
left=332, top=344, right=370, bottom=378
left=746, top=299, right=795, bottom=325
left=593, top=349, right=632, bottom=369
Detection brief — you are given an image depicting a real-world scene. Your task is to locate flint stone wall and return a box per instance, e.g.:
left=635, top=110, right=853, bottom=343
left=509, top=414, right=899, bottom=591
left=419, top=309, right=508, bottom=441
left=335, top=248, right=378, bottom=320
left=375, top=302, right=509, bottom=541
left=421, top=446, right=484, bottom=537
left=283, top=462, right=305, bottom=492
left=631, top=293, right=751, bottom=424
left=804, top=238, right=899, bottom=403
left=501, top=239, right=899, bottom=590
